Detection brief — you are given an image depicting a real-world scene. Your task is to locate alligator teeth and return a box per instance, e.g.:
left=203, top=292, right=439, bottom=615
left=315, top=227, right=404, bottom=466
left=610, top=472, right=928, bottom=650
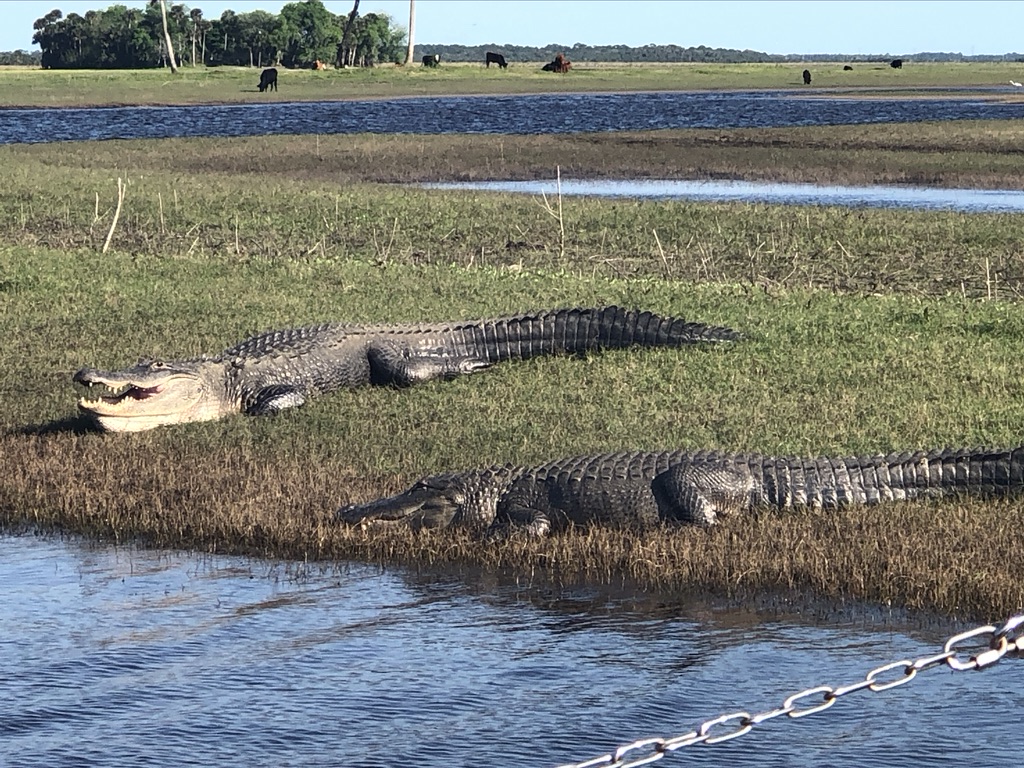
left=77, top=381, right=161, bottom=406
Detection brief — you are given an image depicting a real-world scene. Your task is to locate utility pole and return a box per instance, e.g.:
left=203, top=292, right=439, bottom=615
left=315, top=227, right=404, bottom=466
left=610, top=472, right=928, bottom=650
left=404, top=0, right=415, bottom=65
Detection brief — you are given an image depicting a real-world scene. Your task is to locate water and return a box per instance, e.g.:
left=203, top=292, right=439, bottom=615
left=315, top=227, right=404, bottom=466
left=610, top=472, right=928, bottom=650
left=2, top=534, right=1020, bottom=768
left=4, top=89, right=1024, bottom=144
left=425, top=178, right=1024, bottom=213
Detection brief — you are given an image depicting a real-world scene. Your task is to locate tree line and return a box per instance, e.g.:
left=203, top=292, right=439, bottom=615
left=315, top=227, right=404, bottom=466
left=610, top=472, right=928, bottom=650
left=31, top=0, right=406, bottom=70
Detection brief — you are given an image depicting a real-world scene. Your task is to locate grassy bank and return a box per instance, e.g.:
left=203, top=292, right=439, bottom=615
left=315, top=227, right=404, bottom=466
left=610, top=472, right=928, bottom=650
left=1, top=126, right=1023, bottom=621
left=4, top=123, right=1024, bottom=296
left=2, top=61, right=1024, bottom=107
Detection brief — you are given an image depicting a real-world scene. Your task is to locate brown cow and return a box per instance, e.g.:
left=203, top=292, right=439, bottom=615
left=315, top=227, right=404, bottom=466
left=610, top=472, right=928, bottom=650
left=542, top=53, right=571, bottom=73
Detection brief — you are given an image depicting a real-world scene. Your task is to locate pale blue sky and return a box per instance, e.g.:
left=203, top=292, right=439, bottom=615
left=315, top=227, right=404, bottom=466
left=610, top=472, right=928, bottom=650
left=5, top=1, right=1023, bottom=56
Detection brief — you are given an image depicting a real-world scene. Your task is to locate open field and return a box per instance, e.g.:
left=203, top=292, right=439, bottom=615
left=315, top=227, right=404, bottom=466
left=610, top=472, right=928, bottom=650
left=3, top=60, right=1024, bottom=107
left=1, top=121, right=1024, bottom=621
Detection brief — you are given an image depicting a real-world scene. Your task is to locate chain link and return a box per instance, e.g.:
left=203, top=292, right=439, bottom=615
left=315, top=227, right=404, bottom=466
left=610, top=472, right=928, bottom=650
left=555, top=612, right=1024, bottom=768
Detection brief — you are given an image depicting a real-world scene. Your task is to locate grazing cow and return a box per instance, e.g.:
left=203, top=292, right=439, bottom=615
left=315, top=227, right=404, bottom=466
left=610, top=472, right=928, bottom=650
left=802, top=69, right=811, bottom=85
left=422, top=54, right=440, bottom=67
left=542, top=53, right=572, bottom=73
left=890, top=58, right=903, bottom=69
left=258, top=67, right=278, bottom=93
left=843, top=65, right=853, bottom=71
left=485, top=51, right=508, bottom=69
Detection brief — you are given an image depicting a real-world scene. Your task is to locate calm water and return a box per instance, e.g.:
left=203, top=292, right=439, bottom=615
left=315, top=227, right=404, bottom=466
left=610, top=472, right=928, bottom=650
left=426, top=178, right=1024, bottom=213
left=4, top=89, right=1024, bottom=144
left=2, top=534, right=1020, bottom=768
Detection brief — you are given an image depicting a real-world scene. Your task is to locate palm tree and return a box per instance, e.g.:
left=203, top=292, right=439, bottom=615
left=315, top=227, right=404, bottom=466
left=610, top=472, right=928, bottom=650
left=189, top=7, right=203, bottom=66
left=149, top=0, right=178, bottom=72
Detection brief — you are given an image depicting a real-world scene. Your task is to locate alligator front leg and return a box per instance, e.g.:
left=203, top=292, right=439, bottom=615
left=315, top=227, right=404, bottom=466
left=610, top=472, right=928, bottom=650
left=485, top=480, right=555, bottom=538
left=651, top=460, right=756, bottom=525
left=243, top=385, right=307, bottom=415
left=367, top=341, right=493, bottom=386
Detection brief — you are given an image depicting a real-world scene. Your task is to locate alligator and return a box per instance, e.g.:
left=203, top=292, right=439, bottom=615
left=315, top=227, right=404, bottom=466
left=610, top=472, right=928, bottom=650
left=335, top=445, right=1024, bottom=535
left=73, top=306, right=740, bottom=432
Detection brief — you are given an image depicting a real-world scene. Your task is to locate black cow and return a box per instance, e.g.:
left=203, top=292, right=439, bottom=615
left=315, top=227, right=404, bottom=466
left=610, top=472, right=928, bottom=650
left=258, top=67, right=278, bottom=93
left=485, top=51, right=508, bottom=69
left=422, top=54, right=440, bottom=67
left=843, top=65, right=853, bottom=71
left=802, top=69, right=811, bottom=85
left=890, top=58, right=903, bottom=69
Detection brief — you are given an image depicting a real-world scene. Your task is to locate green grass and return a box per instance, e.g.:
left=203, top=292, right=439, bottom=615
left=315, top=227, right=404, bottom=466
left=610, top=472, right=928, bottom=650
left=2, top=60, right=1024, bottom=107
left=2, top=122, right=1024, bottom=620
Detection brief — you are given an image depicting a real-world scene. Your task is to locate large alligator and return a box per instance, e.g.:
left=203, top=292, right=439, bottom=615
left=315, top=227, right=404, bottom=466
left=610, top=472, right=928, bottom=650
left=73, top=306, right=739, bottom=432
left=336, top=445, right=1024, bottom=535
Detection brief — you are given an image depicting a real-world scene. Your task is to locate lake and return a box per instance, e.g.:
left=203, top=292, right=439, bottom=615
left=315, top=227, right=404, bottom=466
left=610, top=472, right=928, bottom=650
left=4, top=89, right=1024, bottom=144
left=2, top=534, right=1020, bottom=768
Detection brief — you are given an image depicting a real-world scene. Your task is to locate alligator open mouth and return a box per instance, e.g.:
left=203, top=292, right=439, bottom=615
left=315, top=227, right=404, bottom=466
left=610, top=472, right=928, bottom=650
left=76, top=381, right=164, bottom=407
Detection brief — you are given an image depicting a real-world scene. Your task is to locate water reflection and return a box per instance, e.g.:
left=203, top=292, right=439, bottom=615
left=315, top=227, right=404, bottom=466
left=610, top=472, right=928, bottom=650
left=425, top=178, right=1024, bottom=213
left=1, top=534, right=1020, bottom=768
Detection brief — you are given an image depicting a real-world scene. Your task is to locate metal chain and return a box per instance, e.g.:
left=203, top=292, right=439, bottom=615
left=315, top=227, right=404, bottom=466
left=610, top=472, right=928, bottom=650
left=556, top=613, right=1024, bottom=768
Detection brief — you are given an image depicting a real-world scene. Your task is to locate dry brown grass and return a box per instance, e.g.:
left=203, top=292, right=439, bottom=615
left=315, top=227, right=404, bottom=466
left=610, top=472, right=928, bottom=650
left=3, top=431, right=1021, bottom=621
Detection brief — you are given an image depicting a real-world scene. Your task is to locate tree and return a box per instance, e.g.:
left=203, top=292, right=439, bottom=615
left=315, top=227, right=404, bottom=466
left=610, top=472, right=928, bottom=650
left=336, top=0, right=358, bottom=68
left=277, top=0, right=340, bottom=69
left=189, top=7, right=203, bottom=66
left=236, top=10, right=278, bottom=67
left=29, top=1, right=404, bottom=69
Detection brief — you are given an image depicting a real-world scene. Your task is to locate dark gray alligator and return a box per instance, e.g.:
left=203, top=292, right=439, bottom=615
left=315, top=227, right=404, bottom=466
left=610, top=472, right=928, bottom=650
left=72, top=307, right=739, bottom=432
left=336, top=446, right=1024, bottom=535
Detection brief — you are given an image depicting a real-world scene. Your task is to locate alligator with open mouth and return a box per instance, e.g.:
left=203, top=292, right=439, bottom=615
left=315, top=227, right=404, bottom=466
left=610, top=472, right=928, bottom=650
left=336, top=445, right=1024, bottom=535
left=73, top=306, right=740, bottom=432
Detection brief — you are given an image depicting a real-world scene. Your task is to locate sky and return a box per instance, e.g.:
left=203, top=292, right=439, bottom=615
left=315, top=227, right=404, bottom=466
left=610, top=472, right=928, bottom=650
left=5, top=1, right=1024, bottom=57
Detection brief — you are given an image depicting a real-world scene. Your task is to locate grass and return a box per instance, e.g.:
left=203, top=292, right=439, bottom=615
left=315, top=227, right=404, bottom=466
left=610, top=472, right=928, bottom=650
left=1, top=117, right=1024, bottom=622
left=2, top=61, right=1024, bottom=107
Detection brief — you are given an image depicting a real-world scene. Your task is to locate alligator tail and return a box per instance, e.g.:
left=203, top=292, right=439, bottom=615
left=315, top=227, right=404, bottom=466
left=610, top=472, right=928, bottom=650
left=757, top=446, right=1024, bottom=507
left=456, top=306, right=741, bottom=363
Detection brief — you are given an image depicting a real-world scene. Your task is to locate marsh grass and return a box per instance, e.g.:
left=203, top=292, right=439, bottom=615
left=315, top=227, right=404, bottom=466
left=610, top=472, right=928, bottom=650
left=2, top=61, right=1024, bottom=108
left=5, top=124, right=1024, bottom=296
left=2, top=123, right=1024, bottom=620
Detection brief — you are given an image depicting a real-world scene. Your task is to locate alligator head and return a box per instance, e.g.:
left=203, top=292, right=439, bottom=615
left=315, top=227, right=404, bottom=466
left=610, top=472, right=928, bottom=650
left=336, top=468, right=514, bottom=532
left=73, top=359, right=230, bottom=432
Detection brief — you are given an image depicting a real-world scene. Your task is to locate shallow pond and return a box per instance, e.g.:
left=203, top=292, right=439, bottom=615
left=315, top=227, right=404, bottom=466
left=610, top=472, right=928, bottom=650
left=2, top=534, right=1020, bottom=768
left=4, top=89, right=1024, bottom=144
left=425, top=178, right=1024, bottom=213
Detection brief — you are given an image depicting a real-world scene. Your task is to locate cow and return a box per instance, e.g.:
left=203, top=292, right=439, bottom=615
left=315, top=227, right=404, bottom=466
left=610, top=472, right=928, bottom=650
left=542, top=53, right=571, bottom=73
left=843, top=65, right=853, bottom=71
left=422, top=54, right=440, bottom=67
left=485, top=51, right=508, bottom=69
left=890, top=58, right=903, bottom=69
left=258, top=67, right=278, bottom=92
left=802, top=69, right=811, bottom=85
